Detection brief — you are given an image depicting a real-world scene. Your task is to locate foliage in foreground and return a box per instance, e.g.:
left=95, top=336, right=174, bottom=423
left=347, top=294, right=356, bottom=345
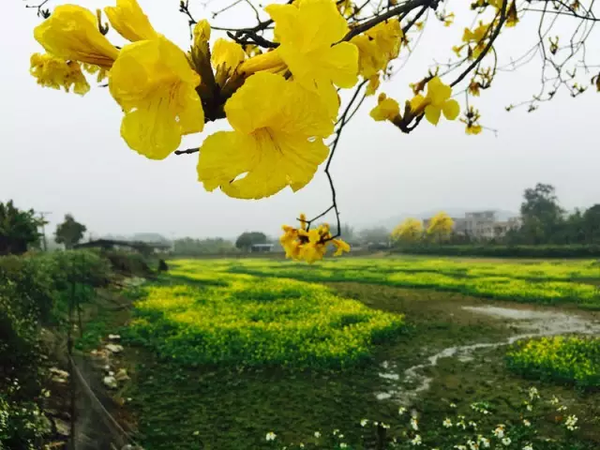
left=126, top=272, right=404, bottom=369
left=172, top=258, right=600, bottom=309
left=263, top=388, right=589, bottom=449
left=507, top=336, right=600, bottom=389
left=0, top=250, right=111, bottom=449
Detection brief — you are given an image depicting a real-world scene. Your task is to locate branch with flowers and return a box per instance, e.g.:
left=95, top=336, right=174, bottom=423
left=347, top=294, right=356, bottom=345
left=26, top=0, right=600, bottom=263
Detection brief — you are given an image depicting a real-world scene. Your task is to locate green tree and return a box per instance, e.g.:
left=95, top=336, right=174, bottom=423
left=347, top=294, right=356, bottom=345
left=0, top=201, right=44, bottom=255
left=582, top=204, right=600, bottom=244
left=235, top=231, right=267, bottom=251
left=55, top=214, right=87, bottom=249
left=519, top=183, right=564, bottom=244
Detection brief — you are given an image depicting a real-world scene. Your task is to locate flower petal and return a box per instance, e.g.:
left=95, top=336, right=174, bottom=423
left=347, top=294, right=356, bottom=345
left=197, top=131, right=257, bottom=191
left=34, top=5, right=119, bottom=68
left=121, top=97, right=181, bottom=160
left=442, top=99, right=460, bottom=120
left=424, top=105, right=441, bottom=125
left=104, top=0, right=158, bottom=42
left=224, top=73, right=287, bottom=134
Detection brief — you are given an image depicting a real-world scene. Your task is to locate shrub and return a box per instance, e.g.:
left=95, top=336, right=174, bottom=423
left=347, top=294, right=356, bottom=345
left=507, top=336, right=600, bottom=389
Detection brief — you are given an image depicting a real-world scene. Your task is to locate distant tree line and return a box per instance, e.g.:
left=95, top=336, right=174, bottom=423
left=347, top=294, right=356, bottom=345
left=173, top=237, right=238, bottom=256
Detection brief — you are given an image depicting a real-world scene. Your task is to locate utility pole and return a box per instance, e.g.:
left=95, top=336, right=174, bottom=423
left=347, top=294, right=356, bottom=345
left=38, top=211, right=52, bottom=251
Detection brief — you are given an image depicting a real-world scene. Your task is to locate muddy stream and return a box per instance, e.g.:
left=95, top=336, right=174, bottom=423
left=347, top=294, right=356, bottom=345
left=375, top=305, right=600, bottom=404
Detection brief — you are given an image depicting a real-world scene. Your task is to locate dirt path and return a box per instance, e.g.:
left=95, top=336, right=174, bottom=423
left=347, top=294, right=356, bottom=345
left=376, top=304, right=600, bottom=404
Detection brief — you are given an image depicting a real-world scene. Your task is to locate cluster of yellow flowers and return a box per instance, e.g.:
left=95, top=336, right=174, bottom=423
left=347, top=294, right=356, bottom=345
left=129, top=265, right=404, bottom=368
left=507, top=336, right=600, bottom=389
left=280, top=214, right=350, bottom=263
left=30, top=0, right=359, bottom=199
left=370, top=76, right=460, bottom=127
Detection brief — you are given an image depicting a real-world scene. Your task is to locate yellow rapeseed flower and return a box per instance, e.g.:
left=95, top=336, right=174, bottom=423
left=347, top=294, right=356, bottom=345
left=109, top=37, right=204, bottom=159
left=409, top=76, right=460, bottom=125
left=104, top=0, right=159, bottom=42
left=30, top=53, right=90, bottom=95
left=265, top=0, right=358, bottom=90
left=34, top=5, right=119, bottom=69
left=197, top=73, right=335, bottom=199
left=370, top=93, right=400, bottom=122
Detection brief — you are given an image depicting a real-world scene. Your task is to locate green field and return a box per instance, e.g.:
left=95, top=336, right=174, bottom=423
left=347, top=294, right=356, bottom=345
left=93, top=257, right=600, bottom=449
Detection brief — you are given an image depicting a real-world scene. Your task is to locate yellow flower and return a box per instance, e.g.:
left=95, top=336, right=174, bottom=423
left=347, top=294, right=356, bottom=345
left=197, top=73, right=335, bottom=199
left=466, top=124, right=482, bottom=135
left=351, top=19, right=402, bottom=78
left=109, top=37, right=204, bottom=159
left=506, top=1, right=519, bottom=27
left=82, top=64, right=108, bottom=82
left=409, top=76, right=459, bottom=125
left=193, top=19, right=211, bottom=49
left=332, top=239, right=350, bottom=256
left=104, top=0, right=159, bottom=42
left=365, top=74, right=380, bottom=96
left=30, top=53, right=90, bottom=95
left=462, top=22, right=491, bottom=59
left=280, top=221, right=348, bottom=263
left=444, top=12, right=455, bottom=27
left=468, top=80, right=481, bottom=96
left=265, top=0, right=358, bottom=90
left=212, top=38, right=246, bottom=85
left=370, top=93, right=400, bottom=122
left=34, top=5, right=119, bottom=69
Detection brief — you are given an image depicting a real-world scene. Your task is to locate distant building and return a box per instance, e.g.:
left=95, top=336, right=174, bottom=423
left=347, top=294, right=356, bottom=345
left=251, top=243, right=274, bottom=253
left=423, top=211, right=521, bottom=240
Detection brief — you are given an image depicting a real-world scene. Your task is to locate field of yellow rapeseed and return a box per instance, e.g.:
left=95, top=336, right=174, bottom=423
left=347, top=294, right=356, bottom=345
left=507, top=336, right=600, bottom=389
left=126, top=268, right=404, bottom=369
left=168, top=258, right=600, bottom=308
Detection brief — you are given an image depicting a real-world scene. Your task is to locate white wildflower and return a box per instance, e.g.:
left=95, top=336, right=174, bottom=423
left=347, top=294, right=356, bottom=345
left=398, top=406, right=407, bottom=415
left=479, top=437, right=490, bottom=448
left=557, top=405, right=567, bottom=412
left=410, top=417, right=419, bottom=431
left=528, top=387, right=539, bottom=400
left=469, top=420, right=478, bottom=430
left=565, top=415, right=579, bottom=431
left=523, top=445, right=533, bottom=450
left=493, top=425, right=505, bottom=438
left=360, top=419, right=368, bottom=427
left=411, top=435, right=422, bottom=446
left=550, top=396, right=559, bottom=405
left=523, top=419, right=531, bottom=427
left=443, top=418, right=452, bottom=428
left=467, top=439, right=479, bottom=450
left=265, top=432, right=276, bottom=441
left=450, top=402, right=457, bottom=408
left=340, top=444, right=348, bottom=449
left=502, top=437, right=512, bottom=446
left=314, top=431, right=321, bottom=438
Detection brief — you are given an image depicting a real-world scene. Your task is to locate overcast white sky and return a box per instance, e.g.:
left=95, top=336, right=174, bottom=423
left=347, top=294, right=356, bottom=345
left=2, top=0, right=599, bottom=239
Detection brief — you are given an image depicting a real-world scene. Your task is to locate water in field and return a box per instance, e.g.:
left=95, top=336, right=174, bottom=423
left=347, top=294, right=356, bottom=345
left=376, top=305, right=600, bottom=404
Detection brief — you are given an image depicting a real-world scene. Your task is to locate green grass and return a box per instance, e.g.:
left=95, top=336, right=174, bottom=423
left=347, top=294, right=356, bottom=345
left=167, top=258, right=600, bottom=308
left=507, top=336, right=600, bottom=389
